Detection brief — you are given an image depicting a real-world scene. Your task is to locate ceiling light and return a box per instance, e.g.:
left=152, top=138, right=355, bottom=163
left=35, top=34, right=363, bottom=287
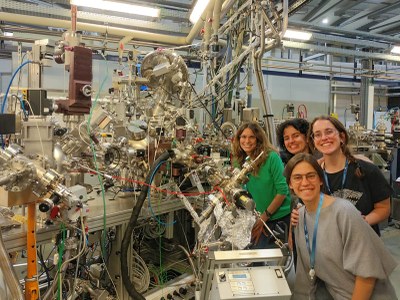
left=322, top=18, right=329, bottom=24
left=3, top=32, right=13, bottom=37
left=190, top=0, right=211, bottom=24
left=391, top=46, right=400, bottom=54
left=283, top=29, right=312, bottom=41
left=70, top=0, right=160, bottom=18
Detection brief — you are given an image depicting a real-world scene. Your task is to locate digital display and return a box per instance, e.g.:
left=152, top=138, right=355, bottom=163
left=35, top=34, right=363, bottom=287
left=232, top=274, right=247, bottom=279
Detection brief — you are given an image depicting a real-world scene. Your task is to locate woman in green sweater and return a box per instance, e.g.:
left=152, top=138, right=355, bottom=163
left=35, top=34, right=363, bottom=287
left=232, top=122, right=291, bottom=248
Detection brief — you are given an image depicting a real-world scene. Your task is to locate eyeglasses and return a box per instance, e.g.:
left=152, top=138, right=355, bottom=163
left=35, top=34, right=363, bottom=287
left=311, top=128, right=338, bottom=141
left=290, top=172, right=319, bottom=184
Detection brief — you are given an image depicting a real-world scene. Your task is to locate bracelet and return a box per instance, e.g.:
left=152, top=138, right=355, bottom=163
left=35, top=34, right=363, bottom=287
left=265, top=209, right=273, bottom=218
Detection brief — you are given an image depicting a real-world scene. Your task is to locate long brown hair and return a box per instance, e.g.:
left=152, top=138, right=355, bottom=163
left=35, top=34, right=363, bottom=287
left=308, top=115, right=363, bottom=178
left=232, top=122, right=276, bottom=176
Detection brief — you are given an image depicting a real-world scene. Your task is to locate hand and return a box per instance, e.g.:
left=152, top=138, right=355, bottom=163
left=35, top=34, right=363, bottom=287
left=291, top=207, right=300, bottom=227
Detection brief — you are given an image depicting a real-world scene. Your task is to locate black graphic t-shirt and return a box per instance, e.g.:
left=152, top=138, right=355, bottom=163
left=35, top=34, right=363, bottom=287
left=322, top=159, right=392, bottom=235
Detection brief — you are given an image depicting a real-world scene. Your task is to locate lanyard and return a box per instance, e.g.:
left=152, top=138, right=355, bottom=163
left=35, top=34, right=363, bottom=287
left=323, top=159, right=348, bottom=195
left=304, top=193, right=324, bottom=279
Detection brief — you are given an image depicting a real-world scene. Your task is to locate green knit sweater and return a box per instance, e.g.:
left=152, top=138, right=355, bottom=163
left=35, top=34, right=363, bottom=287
left=244, top=151, right=291, bottom=220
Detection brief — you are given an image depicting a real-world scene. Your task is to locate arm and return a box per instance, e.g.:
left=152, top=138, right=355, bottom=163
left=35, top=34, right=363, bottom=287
left=265, top=194, right=287, bottom=216
left=364, top=198, right=390, bottom=225
left=351, top=276, right=376, bottom=300
left=252, top=194, right=286, bottom=244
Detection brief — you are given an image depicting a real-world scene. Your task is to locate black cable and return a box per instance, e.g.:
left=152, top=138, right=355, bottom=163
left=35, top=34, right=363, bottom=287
left=120, top=150, right=174, bottom=300
left=38, top=245, right=51, bottom=288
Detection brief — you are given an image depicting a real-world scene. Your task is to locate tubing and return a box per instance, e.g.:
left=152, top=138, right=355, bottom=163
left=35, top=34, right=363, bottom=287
left=1, top=60, right=32, bottom=114
left=177, top=245, right=198, bottom=280
left=120, top=150, right=174, bottom=300
left=0, top=231, right=24, bottom=300
left=42, top=249, right=71, bottom=300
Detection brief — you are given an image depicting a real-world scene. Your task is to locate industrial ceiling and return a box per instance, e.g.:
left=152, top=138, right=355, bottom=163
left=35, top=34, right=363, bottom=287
left=1, top=0, right=400, bottom=59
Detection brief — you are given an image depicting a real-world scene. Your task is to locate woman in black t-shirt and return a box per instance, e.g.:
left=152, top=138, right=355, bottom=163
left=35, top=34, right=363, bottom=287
left=307, top=116, right=391, bottom=235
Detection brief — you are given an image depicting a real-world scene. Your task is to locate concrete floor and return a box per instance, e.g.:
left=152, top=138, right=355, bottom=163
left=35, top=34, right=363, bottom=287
left=381, top=224, right=400, bottom=298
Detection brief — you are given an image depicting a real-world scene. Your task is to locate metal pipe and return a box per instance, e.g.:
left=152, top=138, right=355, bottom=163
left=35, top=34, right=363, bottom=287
left=220, top=0, right=236, bottom=16
left=0, top=0, right=236, bottom=46
left=281, top=0, right=289, bottom=37
left=1, top=25, right=166, bottom=48
left=0, top=12, right=183, bottom=45
left=71, top=5, right=77, bottom=32
left=212, top=0, right=223, bottom=36
left=203, top=2, right=214, bottom=51
left=0, top=11, right=200, bottom=46
left=185, top=0, right=216, bottom=45
left=0, top=231, right=24, bottom=300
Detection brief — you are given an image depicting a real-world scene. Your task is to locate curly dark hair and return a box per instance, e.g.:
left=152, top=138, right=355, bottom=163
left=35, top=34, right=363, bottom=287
left=276, top=118, right=310, bottom=163
left=232, top=122, right=276, bottom=176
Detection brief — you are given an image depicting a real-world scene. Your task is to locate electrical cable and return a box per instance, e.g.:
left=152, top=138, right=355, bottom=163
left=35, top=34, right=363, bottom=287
left=120, top=150, right=174, bottom=300
left=26, top=102, right=46, bottom=162
left=56, top=223, right=66, bottom=300
left=58, top=213, right=87, bottom=299
left=177, top=245, right=199, bottom=281
left=70, top=213, right=86, bottom=300
left=37, top=246, right=51, bottom=289
left=11, top=94, right=28, bottom=118
left=0, top=60, right=30, bottom=147
left=86, top=53, right=109, bottom=260
left=147, top=160, right=177, bottom=226
left=1, top=60, right=32, bottom=114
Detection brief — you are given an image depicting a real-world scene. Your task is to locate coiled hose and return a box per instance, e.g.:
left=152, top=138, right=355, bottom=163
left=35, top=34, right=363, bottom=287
left=120, top=150, right=174, bottom=299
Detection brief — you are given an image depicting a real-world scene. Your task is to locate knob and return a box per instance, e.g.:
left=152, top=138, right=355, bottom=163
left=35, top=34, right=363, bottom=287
left=179, top=287, right=187, bottom=295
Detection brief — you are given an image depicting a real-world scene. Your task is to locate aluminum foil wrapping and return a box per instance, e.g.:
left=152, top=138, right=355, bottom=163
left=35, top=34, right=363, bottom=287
left=198, top=202, right=256, bottom=249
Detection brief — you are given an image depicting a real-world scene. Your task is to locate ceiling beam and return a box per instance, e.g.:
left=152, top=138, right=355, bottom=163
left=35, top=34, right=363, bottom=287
left=308, top=0, right=347, bottom=22
left=302, top=0, right=331, bottom=22
left=378, top=25, right=400, bottom=36
left=367, top=2, right=400, bottom=20
left=290, top=20, right=400, bottom=44
left=336, top=9, right=374, bottom=27
left=333, top=0, right=364, bottom=16
left=369, top=15, right=400, bottom=32
left=282, top=40, right=400, bottom=62
left=309, top=32, right=390, bottom=49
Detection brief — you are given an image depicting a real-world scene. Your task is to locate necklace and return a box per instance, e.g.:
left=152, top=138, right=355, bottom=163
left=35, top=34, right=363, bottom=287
left=303, top=193, right=324, bottom=281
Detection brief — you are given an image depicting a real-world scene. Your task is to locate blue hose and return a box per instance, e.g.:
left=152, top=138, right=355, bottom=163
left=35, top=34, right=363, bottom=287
left=1, top=60, right=32, bottom=114
left=148, top=161, right=176, bottom=226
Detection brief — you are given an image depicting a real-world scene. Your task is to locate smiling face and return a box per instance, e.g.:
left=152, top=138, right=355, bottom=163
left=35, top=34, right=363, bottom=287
left=289, top=161, right=323, bottom=206
left=311, top=119, right=344, bottom=155
left=283, top=125, right=308, bottom=155
left=239, top=127, right=257, bottom=156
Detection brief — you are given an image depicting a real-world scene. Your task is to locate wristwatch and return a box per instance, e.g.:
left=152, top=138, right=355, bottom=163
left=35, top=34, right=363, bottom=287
left=265, top=209, right=273, bottom=219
